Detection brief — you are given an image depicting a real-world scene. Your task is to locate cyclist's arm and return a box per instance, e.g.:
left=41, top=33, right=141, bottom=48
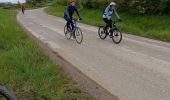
left=74, top=7, right=81, bottom=19
left=65, top=6, right=71, bottom=19
left=113, top=8, right=121, bottom=21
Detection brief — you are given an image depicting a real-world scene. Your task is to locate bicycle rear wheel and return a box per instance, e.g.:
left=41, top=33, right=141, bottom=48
left=75, top=27, right=83, bottom=44
left=0, top=86, right=16, bottom=100
left=98, top=26, right=107, bottom=40
left=112, top=29, right=122, bottom=44
left=64, top=25, right=72, bottom=40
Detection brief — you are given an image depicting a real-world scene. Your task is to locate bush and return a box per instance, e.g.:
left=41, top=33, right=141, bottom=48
left=53, top=0, right=170, bottom=15
left=118, top=0, right=170, bottom=15
left=26, top=0, right=53, bottom=8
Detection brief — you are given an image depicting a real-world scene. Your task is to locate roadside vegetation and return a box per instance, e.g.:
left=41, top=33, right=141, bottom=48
left=26, top=0, right=53, bottom=9
left=55, top=0, right=170, bottom=15
left=45, top=1, right=170, bottom=42
left=0, top=8, right=94, bottom=100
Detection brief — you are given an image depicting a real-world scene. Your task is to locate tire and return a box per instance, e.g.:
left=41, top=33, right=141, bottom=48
left=64, top=25, right=72, bottom=40
left=0, top=86, right=16, bottom=100
left=98, top=26, right=107, bottom=40
left=75, top=27, right=83, bottom=44
left=112, top=29, right=122, bottom=44
left=64, top=25, right=67, bottom=34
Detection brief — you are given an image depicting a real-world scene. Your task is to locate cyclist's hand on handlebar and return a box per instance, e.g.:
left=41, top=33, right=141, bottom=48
left=79, top=18, right=82, bottom=20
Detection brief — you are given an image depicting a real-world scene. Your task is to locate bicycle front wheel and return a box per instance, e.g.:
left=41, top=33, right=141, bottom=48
left=75, top=27, right=83, bottom=44
left=112, top=29, right=122, bottom=44
left=64, top=25, right=72, bottom=40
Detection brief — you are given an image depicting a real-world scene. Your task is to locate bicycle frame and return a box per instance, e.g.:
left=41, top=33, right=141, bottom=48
left=112, top=21, right=119, bottom=30
left=72, top=19, right=78, bottom=30
left=64, top=19, right=83, bottom=44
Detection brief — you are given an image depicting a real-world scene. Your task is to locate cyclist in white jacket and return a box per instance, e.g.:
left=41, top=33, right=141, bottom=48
left=103, top=2, right=121, bottom=36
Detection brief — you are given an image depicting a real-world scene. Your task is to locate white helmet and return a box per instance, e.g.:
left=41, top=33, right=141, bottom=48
left=110, top=2, right=116, bottom=6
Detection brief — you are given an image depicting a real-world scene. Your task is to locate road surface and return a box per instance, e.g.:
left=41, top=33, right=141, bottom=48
left=17, top=9, right=170, bottom=100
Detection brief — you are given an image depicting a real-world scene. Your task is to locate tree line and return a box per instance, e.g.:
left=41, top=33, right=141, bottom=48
left=53, top=0, right=170, bottom=15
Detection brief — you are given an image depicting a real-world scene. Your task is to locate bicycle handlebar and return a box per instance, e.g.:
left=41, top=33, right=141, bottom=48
left=72, top=18, right=82, bottom=22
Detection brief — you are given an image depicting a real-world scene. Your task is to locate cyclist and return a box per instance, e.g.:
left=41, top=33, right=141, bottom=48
left=64, top=0, right=82, bottom=32
left=103, top=2, right=121, bottom=37
left=19, top=0, right=26, bottom=14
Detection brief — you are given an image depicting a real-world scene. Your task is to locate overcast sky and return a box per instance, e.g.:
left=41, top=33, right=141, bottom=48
left=0, top=0, right=26, bottom=3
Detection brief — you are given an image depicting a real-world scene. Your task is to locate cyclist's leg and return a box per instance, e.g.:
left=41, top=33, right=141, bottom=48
left=22, top=8, right=24, bottom=14
left=70, top=20, right=74, bottom=30
left=23, top=4, right=25, bottom=14
left=108, top=19, right=112, bottom=28
left=64, top=14, right=74, bottom=31
left=21, top=4, right=24, bottom=14
left=103, top=18, right=110, bottom=34
left=66, top=21, right=69, bottom=27
left=66, top=18, right=74, bottom=31
left=108, top=19, right=113, bottom=34
left=67, top=18, right=76, bottom=38
left=64, top=15, right=72, bottom=31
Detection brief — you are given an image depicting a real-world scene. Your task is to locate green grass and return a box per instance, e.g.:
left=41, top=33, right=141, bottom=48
left=45, top=5, right=170, bottom=42
left=0, top=8, right=94, bottom=100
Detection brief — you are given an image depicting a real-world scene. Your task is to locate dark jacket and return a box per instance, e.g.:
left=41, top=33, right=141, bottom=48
left=64, top=5, right=80, bottom=19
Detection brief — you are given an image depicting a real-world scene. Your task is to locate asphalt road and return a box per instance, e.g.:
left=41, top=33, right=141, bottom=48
left=17, top=9, right=170, bottom=100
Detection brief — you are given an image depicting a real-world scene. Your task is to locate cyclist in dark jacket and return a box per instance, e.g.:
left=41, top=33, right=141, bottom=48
left=64, top=0, right=82, bottom=31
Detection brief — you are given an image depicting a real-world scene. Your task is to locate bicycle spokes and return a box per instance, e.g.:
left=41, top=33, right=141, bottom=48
left=75, top=28, right=83, bottom=44
left=112, top=29, right=122, bottom=44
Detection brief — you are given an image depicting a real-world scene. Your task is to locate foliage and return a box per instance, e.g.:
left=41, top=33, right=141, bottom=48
left=0, top=3, right=17, bottom=9
left=53, top=0, right=170, bottom=15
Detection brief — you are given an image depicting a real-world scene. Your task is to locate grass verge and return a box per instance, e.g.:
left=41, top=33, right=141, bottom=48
left=45, top=5, right=170, bottom=42
left=0, top=8, right=94, bottom=100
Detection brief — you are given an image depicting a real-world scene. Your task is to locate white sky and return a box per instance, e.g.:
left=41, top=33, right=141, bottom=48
left=0, top=0, right=26, bottom=3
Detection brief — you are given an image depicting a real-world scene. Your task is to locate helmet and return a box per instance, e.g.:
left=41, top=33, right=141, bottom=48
left=110, top=2, right=116, bottom=6
left=70, top=0, right=76, bottom=3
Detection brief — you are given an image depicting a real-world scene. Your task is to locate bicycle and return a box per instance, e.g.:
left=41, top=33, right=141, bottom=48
left=98, top=21, right=122, bottom=44
left=0, top=85, right=16, bottom=100
left=64, top=19, right=83, bottom=44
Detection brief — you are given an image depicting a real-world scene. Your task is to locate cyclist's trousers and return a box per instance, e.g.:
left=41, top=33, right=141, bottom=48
left=64, top=14, right=74, bottom=30
left=103, top=18, right=112, bottom=29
